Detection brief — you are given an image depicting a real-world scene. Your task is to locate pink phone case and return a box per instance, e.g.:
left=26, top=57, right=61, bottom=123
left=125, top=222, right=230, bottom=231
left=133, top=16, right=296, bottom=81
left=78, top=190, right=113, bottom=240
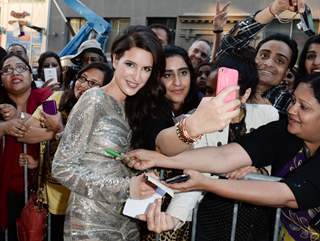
left=216, top=67, right=239, bottom=102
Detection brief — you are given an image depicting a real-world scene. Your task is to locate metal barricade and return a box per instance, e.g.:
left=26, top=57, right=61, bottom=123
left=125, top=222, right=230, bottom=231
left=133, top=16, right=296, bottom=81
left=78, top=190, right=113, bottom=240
left=191, top=173, right=283, bottom=241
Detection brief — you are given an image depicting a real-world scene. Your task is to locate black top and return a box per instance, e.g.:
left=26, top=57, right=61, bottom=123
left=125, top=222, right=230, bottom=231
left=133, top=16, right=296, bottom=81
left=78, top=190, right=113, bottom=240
left=237, top=119, right=320, bottom=209
left=142, top=114, right=174, bottom=150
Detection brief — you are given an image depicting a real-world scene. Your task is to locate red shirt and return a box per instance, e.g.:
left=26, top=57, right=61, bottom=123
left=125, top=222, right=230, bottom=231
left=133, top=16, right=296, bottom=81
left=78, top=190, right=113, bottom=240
left=0, top=87, right=52, bottom=229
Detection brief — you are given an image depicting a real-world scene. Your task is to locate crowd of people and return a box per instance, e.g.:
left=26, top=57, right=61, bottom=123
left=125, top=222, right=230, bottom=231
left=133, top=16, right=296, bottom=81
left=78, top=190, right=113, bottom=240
left=0, top=0, right=320, bottom=240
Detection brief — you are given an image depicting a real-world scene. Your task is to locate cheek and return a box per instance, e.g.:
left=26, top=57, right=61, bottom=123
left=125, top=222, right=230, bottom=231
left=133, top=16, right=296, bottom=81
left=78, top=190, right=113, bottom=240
left=183, top=78, right=191, bottom=94
left=275, top=67, right=287, bottom=79
left=141, top=71, right=151, bottom=83
left=304, top=61, right=312, bottom=73
left=74, top=83, right=81, bottom=93
left=162, top=79, right=172, bottom=91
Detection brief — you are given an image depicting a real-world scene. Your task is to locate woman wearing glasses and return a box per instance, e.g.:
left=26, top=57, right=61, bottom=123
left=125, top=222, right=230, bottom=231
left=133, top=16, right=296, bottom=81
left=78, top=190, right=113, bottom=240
left=17, top=62, right=113, bottom=241
left=0, top=53, right=52, bottom=241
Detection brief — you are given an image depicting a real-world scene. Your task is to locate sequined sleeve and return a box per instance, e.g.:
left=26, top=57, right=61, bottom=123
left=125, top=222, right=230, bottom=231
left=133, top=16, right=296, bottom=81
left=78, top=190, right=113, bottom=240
left=52, top=89, right=130, bottom=203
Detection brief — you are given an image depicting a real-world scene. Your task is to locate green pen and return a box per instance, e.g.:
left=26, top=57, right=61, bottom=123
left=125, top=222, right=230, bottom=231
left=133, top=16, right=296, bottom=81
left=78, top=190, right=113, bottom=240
left=104, top=148, right=125, bottom=160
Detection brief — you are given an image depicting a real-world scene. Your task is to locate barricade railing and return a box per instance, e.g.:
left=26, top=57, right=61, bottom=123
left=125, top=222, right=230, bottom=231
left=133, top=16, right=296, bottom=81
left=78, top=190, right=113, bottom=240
left=191, top=173, right=282, bottom=241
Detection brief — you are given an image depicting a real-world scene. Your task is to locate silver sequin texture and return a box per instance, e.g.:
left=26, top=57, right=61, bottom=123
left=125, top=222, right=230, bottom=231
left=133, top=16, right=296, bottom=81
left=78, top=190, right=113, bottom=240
left=52, top=88, right=140, bottom=241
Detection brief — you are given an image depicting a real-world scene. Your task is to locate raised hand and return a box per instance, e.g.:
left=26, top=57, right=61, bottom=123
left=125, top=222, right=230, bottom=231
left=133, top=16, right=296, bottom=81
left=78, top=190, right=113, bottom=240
left=42, top=79, right=61, bottom=91
left=213, top=1, right=231, bottom=32
left=186, top=85, right=240, bottom=137
left=137, top=199, right=179, bottom=233
left=271, top=0, right=305, bottom=15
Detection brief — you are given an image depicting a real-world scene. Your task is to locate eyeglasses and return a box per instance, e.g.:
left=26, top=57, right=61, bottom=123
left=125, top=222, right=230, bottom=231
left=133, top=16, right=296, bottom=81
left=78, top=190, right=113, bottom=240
left=77, top=76, right=101, bottom=87
left=1, top=63, right=29, bottom=75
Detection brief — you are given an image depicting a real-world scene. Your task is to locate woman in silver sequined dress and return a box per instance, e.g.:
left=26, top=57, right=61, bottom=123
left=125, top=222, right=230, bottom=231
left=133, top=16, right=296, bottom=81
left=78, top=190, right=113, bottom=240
left=52, top=29, right=165, bottom=241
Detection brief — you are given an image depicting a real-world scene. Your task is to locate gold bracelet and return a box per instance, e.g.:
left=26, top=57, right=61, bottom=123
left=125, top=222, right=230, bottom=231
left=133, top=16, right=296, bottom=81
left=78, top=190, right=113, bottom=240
left=176, top=119, right=202, bottom=144
left=176, top=120, right=192, bottom=144
left=182, top=118, right=203, bottom=143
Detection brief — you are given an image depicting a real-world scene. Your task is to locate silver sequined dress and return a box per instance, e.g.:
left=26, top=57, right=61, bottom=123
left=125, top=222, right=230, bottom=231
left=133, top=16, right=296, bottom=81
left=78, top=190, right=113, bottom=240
left=52, top=88, right=140, bottom=241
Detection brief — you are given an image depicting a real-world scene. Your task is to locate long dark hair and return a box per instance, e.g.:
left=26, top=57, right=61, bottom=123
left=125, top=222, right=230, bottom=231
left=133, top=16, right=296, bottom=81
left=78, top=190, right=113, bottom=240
left=59, top=62, right=113, bottom=115
left=297, top=35, right=320, bottom=76
left=37, top=51, right=63, bottom=83
left=112, top=26, right=166, bottom=149
left=163, top=45, right=200, bottom=114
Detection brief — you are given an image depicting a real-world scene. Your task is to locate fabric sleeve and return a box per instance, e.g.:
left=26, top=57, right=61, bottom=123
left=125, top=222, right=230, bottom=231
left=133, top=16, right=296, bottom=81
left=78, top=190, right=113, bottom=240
left=216, top=16, right=265, bottom=59
left=282, top=155, right=320, bottom=209
left=142, top=117, right=173, bottom=150
left=237, top=120, right=291, bottom=167
left=52, top=89, right=130, bottom=203
left=166, top=191, right=203, bottom=223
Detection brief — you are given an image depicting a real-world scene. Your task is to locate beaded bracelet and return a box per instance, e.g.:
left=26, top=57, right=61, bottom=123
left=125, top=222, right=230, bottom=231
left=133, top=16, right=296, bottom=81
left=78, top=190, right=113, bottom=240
left=176, top=118, right=203, bottom=144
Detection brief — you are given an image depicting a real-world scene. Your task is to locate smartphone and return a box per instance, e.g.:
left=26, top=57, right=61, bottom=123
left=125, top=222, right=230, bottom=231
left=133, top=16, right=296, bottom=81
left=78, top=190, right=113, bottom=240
left=216, top=67, right=239, bottom=102
left=296, top=4, right=315, bottom=37
left=42, top=100, right=57, bottom=115
left=104, top=148, right=124, bottom=160
left=164, top=174, right=190, bottom=184
left=44, top=68, right=58, bottom=84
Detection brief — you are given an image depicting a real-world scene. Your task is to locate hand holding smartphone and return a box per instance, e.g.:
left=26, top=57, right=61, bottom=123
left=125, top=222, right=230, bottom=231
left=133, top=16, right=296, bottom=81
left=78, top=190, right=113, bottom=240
left=42, top=100, right=57, bottom=115
left=216, top=67, right=239, bottom=102
left=44, top=68, right=58, bottom=84
left=164, top=174, right=190, bottom=184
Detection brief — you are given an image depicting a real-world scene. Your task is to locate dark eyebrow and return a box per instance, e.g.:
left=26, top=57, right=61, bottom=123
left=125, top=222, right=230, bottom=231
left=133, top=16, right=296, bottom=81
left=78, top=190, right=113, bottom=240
left=259, top=49, right=270, bottom=53
left=178, top=67, right=189, bottom=72
left=275, top=53, right=289, bottom=62
left=164, top=69, right=174, bottom=73
left=3, top=64, right=11, bottom=68
left=306, top=50, right=317, bottom=54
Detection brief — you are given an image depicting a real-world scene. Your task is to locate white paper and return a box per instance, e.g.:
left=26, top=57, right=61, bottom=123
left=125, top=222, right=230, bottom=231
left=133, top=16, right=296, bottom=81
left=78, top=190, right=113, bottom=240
left=123, top=188, right=164, bottom=218
left=44, top=68, right=58, bottom=83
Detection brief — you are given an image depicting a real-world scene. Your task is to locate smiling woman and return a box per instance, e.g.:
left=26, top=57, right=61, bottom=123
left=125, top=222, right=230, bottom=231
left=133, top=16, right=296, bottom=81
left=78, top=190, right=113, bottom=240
left=298, top=35, right=320, bottom=76
left=52, top=28, right=165, bottom=241
left=0, top=53, right=52, bottom=241
left=127, top=73, right=320, bottom=241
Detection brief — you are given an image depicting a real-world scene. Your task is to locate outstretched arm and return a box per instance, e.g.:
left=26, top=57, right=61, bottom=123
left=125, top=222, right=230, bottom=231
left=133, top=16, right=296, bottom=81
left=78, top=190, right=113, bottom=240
left=127, top=142, right=252, bottom=174
left=216, top=0, right=305, bottom=58
left=156, top=86, right=240, bottom=156
left=168, top=170, right=298, bottom=208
